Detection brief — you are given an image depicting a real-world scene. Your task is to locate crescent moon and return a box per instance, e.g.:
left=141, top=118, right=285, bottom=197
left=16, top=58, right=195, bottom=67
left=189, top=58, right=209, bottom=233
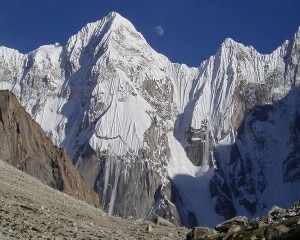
left=155, top=26, right=164, bottom=36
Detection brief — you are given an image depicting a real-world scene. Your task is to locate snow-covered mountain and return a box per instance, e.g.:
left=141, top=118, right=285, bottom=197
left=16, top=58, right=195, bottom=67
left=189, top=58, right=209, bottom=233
left=0, top=12, right=299, bottom=227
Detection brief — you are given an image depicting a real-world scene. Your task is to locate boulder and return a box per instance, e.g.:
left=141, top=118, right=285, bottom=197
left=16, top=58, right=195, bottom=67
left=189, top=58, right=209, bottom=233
left=264, top=224, right=290, bottom=240
left=267, top=206, right=286, bottom=223
left=287, top=202, right=300, bottom=217
left=215, top=216, right=249, bottom=233
left=153, top=216, right=176, bottom=227
left=145, top=224, right=152, bottom=232
left=186, top=227, right=218, bottom=240
left=249, top=216, right=268, bottom=229
left=223, top=225, right=242, bottom=240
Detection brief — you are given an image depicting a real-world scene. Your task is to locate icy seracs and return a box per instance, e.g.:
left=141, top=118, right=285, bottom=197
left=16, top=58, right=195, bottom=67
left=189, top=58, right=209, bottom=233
left=1, top=12, right=300, bottom=227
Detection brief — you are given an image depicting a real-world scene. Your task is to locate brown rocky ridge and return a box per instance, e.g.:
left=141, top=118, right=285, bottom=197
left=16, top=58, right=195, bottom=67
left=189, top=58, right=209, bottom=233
left=0, top=90, right=99, bottom=207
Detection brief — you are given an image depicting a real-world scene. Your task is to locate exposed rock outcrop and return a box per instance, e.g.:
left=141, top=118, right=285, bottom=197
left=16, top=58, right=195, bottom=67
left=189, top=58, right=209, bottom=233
left=215, top=216, right=249, bottom=233
left=0, top=90, right=99, bottom=207
left=186, top=202, right=300, bottom=239
left=186, top=227, right=218, bottom=240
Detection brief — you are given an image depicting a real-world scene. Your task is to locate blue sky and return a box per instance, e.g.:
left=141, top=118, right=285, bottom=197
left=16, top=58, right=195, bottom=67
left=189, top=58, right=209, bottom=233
left=0, top=0, right=299, bottom=66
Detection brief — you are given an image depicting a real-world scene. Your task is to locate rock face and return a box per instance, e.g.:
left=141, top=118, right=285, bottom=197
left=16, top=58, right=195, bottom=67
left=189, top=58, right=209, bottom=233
left=0, top=11, right=300, bottom=227
left=0, top=90, right=99, bottom=207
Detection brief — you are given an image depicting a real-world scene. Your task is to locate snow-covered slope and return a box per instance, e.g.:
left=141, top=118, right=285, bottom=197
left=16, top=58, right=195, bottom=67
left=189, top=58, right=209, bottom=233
left=1, top=12, right=299, bottom=227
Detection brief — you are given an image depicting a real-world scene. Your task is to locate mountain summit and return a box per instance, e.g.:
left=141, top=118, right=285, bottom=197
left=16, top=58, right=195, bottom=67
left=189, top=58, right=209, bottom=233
left=0, top=12, right=300, bottom=227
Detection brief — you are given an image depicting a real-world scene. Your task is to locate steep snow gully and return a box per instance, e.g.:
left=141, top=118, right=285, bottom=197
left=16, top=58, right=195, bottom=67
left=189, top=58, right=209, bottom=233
left=1, top=12, right=300, bottom=227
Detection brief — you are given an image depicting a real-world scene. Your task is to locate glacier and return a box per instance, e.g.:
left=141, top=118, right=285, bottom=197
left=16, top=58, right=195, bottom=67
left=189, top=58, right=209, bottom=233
left=0, top=12, right=300, bottom=227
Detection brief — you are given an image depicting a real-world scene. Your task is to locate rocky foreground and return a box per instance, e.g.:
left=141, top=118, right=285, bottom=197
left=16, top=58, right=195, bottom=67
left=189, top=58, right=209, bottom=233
left=186, top=204, right=300, bottom=240
left=0, top=159, right=187, bottom=239
left=1, top=156, right=300, bottom=239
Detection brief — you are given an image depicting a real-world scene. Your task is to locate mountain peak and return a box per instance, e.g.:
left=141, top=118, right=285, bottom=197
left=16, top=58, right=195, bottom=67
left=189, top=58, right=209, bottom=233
left=104, top=11, right=135, bottom=30
left=217, top=37, right=243, bottom=56
left=64, top=11, right=150, bottom=74
left=67, top=11, right=139, bottom=47
left=106, top=11, right=122, bottom=21
left=107, top=11, right=119, bottom=18
left=221, top=38, right=244, bottom=49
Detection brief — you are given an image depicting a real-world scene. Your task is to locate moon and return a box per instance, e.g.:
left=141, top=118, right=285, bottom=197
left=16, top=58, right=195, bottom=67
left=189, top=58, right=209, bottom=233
left=155, top=26, right=164, bottom=36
